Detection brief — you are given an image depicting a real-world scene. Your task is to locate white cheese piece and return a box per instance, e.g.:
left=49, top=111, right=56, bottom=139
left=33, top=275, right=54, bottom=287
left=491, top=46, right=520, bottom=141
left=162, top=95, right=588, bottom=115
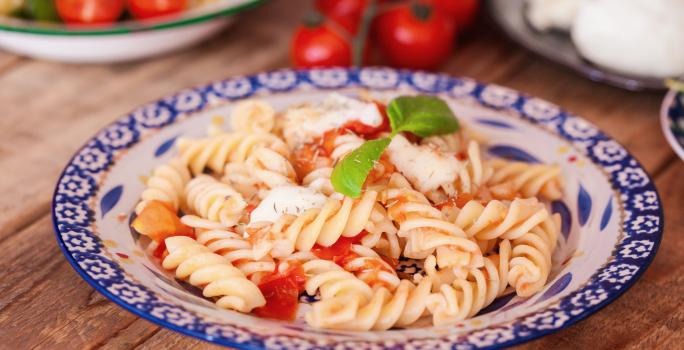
left=525, top=0, right=582, bottom=32
left=283, top=93, right=383, bottom=146
left=386, top=134, right=461, bottom=193
left=572, top=0, right=684, bottom=78
left=249, top=185, right=327, bottom=224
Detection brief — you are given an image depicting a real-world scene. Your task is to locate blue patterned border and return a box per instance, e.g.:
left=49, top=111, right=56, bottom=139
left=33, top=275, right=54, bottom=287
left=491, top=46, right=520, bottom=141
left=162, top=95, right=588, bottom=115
left=663, top=90, right=684, bottom=161
left=52, top=67, right=663, bottom=349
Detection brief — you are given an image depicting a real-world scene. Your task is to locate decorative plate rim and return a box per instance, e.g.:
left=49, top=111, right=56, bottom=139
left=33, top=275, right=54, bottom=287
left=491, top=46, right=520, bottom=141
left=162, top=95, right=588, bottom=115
left=660, top=89, right=684, bottom=162
left=52, top=67, right=664, bottom=349
left=0, top=0, right=263, bottom=36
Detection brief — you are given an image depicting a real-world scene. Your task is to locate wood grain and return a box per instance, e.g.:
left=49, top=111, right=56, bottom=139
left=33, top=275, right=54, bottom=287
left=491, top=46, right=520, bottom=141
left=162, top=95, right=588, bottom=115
left=0, top=1, right=680, bottom=349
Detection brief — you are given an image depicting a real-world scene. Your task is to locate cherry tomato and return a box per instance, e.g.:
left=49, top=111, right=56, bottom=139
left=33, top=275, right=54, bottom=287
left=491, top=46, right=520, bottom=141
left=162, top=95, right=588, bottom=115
left=315, top=0, right=370, bottom=34
left=55, top=0, right=123, bottom=24
left=373, top=2, right=456, bottom=70
left=428, top=0, right=480, bottom=29
left=291, top=12, right=353, bottom=68
left=127, top=0, right=186, bottom=20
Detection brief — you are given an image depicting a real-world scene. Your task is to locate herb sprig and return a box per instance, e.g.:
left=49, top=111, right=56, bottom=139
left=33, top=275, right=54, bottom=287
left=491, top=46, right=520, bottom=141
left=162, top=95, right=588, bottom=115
left=331, top=95, right=460, bottom=198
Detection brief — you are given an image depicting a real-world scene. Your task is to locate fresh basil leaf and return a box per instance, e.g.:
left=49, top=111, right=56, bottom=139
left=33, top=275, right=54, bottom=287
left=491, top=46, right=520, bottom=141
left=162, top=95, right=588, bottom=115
left=331, top=137, right=392, bottom=198
left=387, top=95, right=460, bottom=137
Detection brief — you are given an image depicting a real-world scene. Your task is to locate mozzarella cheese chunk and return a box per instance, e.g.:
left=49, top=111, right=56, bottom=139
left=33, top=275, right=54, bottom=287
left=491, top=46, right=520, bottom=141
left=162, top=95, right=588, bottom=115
left=250, top=185, right=327, bottom=224
left=386, top=134, right=461, bottom=193
left=283, top=93, right=383, bottom=146
left=572, top=0, right=684, bottom=78
left=525, top=0, right=582, bottom=32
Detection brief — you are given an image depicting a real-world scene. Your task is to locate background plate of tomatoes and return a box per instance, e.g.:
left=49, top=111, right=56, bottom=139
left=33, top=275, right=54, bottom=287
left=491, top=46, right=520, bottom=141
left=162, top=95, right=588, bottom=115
left=0, top=0, right=264, bottom=63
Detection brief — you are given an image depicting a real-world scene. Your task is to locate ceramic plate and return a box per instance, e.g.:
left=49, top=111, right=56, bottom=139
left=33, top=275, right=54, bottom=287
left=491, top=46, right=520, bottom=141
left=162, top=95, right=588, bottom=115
left=486, top=0, right=665, bottom=91
left=0, top=0, right=263, bottom=63
left=53, top=67, right=663, bottom=349
left=661, top=89, right=684, bottom=161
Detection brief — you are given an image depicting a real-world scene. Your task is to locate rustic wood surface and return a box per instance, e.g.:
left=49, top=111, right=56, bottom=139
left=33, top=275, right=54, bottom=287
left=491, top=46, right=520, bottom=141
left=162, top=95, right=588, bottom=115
left=0, top=1, right=682, bottom=349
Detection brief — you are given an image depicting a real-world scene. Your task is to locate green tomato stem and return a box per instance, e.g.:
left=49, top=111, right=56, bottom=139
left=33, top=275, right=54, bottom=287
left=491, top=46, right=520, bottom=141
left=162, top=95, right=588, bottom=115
left=352, top=0, right=377, bottom=67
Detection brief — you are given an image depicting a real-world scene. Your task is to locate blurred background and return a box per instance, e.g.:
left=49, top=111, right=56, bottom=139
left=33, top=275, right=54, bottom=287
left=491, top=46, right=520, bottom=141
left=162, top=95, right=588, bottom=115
left=1, top=0, right=682, bottom=349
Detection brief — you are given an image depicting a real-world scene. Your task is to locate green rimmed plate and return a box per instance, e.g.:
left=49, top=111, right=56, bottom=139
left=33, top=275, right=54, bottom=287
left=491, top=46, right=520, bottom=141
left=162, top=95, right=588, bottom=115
left=0, top=0, right=264, bottom=63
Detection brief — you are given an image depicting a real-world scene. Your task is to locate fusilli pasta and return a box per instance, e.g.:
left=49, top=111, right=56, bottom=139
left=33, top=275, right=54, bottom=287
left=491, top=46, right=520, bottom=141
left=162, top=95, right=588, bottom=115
left=135, top=158, right=191, bottom=214
left=162, top=235, right=266, bottom=313
left=184, top=175, right=248, bottom=227
left=487, top=159, right=563, bottom=200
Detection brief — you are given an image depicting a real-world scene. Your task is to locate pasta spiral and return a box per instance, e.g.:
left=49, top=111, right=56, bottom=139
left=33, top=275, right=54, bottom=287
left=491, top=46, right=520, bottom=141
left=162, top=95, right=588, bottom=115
left=245, top=147, right=297, bottom=192
left=487, top=159, right=563, bottom=200
left=452, top=197, right=549, bottom=241
left=177, top=131, right=289, bottom=175
left=182, top=216, right=277, bottom=280
left=135, top=158, right=191, bottom=214
left=184, top=175, right=248, bottom=227
left=508, top=213, right=560, bottom=297
left=230, top=99, right=276, bottom=134
left=340, top=244, right=400, bottom=290
left=247, top=191, right=378, bottom=258
left=359, top=203, right=401, bottom=259
left=304, top=258, right=434, bottom=331
left=162, top=235, right=266, bottom=313
left=384, top=173, right=482, bottom=270
left=425, top=240, right=512, bottom=325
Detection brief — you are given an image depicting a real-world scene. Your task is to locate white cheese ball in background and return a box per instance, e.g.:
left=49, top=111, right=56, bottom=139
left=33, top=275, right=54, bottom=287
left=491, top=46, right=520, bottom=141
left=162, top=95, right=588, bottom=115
left=525, top=0, right=583, bottom=32
left=572, top=0, right=684, bottom=78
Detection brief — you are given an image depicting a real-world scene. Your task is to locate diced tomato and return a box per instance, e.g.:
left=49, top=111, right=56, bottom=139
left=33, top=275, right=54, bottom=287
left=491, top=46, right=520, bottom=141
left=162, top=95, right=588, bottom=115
left=253, top=262, right=306, bottom=321
left=436, top=193, right=475, bottom=210
left=245, top=204, right=257, bottom=217
left=152, top=240, right=167, bottom=259
left=380, top=255, right=399, bottom=269
left=131, top=200, right=193, bottom=243
left=292, top=141, right=333, bottom=179
left=340, top=102, right=391, bottom=139
left=311, top=231, right=368, bottom=265
left=365, top=154, right=395, bottom=185
left=456, top=152, right=468, bottom=161
left=320, top=128, right=342, bottom=155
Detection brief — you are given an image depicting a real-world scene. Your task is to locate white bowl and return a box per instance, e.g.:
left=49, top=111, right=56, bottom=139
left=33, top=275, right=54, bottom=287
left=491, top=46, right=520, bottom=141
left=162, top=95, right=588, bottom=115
left=0, top=0, right=262, bottom=63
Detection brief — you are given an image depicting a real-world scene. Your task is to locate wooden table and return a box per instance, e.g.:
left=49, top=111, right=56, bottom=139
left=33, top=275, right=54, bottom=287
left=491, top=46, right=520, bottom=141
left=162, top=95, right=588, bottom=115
left=1, top=1, right=682, bottom=349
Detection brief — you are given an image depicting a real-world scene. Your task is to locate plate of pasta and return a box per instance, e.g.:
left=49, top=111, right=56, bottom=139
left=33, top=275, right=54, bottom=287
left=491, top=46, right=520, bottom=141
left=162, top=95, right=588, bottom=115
left=53, top=67, right=663, bottom=349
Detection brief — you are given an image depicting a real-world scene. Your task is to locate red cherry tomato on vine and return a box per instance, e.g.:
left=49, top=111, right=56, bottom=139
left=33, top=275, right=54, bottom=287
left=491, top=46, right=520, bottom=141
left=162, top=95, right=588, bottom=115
left=55, top=0, right=124, bottom=24
left=373, top=3, right=456, bottom=70
left=428, top=0, right=480, bottom=29
left=127, top=0, right=187, bottom=20
left=291, top=13, right=355, bottom=68
left=315, top=0, right=369, bottom=34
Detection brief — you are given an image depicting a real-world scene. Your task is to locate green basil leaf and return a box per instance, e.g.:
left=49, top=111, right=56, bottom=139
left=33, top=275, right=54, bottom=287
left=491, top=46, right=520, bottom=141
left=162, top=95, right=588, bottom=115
left=387, top=95, right=460, bottom=137
left=331, top=137, right=392, bottom=198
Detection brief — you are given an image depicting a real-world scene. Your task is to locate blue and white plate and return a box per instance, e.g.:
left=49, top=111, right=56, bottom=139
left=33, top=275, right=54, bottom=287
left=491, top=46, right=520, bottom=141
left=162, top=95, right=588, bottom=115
left=661, top=89, right=684, bottom=161
left=53, top=68, right=663, bottom=349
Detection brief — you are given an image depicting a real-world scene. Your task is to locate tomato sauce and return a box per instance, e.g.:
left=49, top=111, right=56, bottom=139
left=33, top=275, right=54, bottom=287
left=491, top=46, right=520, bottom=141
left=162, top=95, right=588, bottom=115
left=436, top=193, right=475, bottom=210
left=311, top=231, right=368, bottom=265
left=253, top=261, right=306, bottom=321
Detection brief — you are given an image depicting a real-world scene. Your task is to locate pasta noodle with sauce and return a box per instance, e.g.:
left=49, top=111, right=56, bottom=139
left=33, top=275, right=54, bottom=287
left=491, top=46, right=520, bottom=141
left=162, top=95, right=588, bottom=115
left=247, top=191, right=378, bottom=258
left=162, top=236, right=266, bottom=313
